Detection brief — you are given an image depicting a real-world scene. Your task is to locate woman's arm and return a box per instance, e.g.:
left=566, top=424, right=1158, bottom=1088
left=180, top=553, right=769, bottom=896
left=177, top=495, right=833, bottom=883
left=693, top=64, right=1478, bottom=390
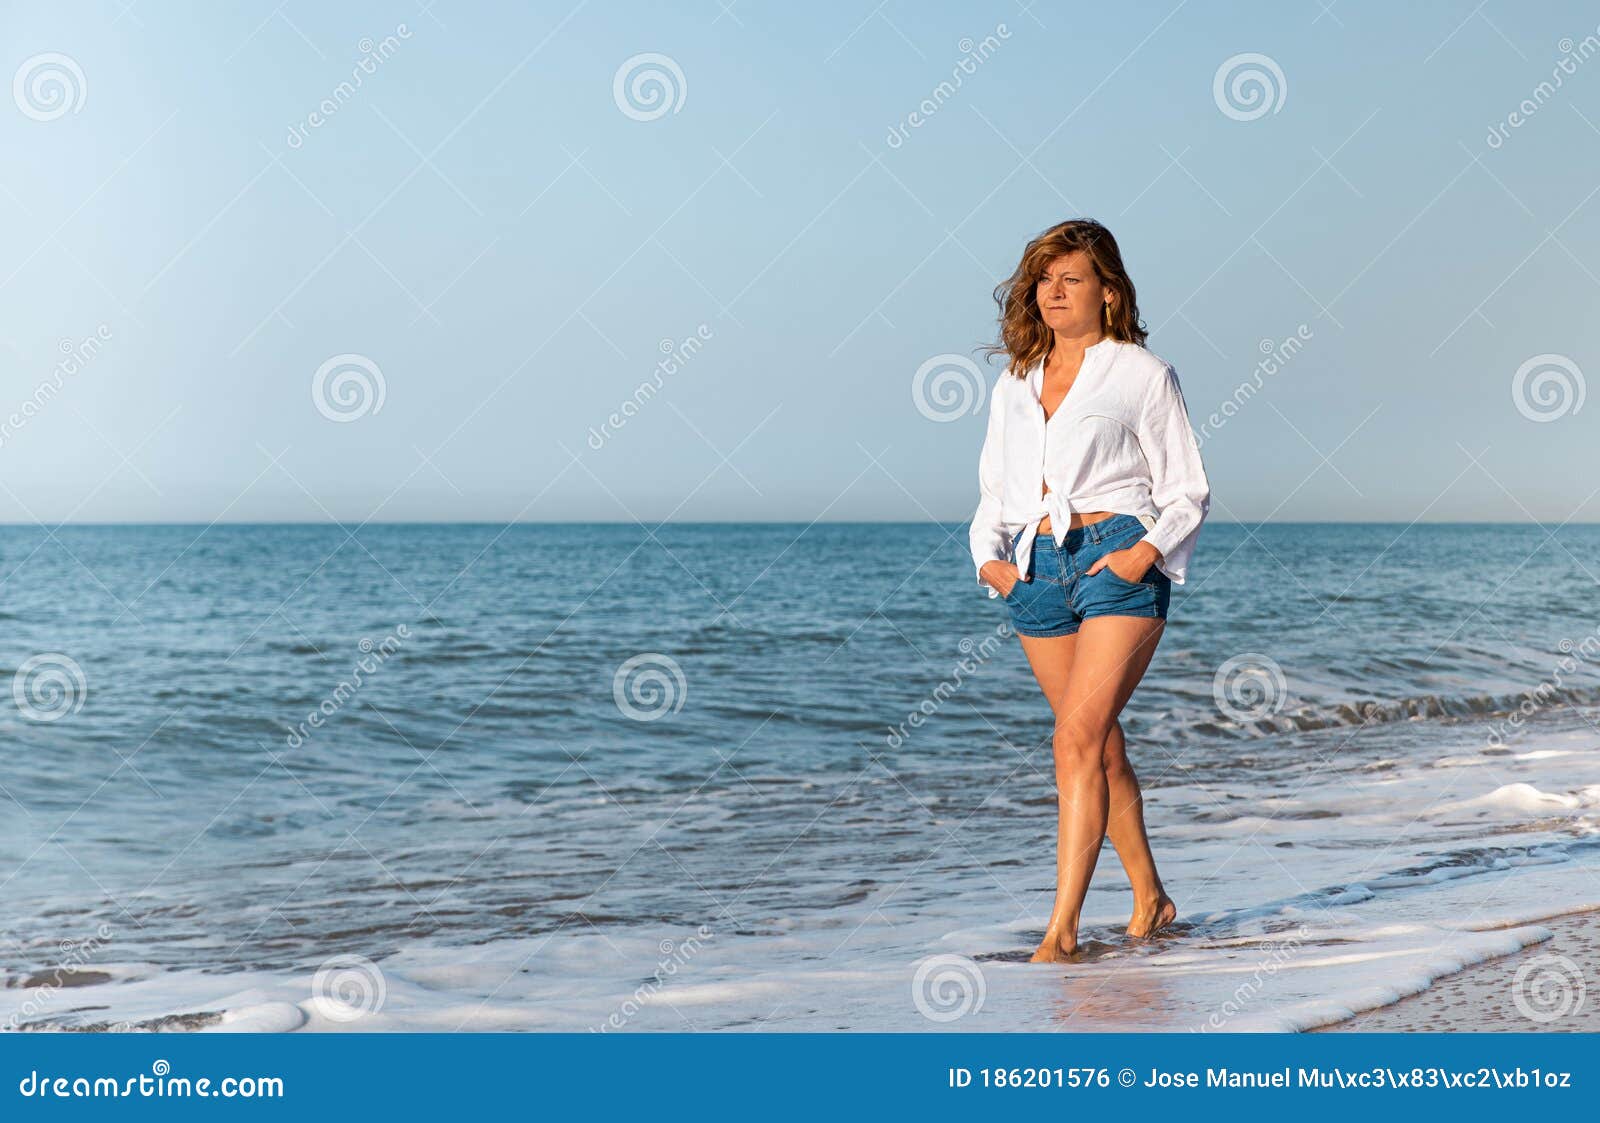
left=969, top=373, right=1010, bottom=594
left=1135, top=363, right=1211, bottom=584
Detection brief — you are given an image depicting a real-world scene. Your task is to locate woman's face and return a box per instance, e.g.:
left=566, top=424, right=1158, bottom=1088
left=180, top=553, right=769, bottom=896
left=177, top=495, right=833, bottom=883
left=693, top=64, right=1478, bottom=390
left=1035, top=251, right=1110, bottom=337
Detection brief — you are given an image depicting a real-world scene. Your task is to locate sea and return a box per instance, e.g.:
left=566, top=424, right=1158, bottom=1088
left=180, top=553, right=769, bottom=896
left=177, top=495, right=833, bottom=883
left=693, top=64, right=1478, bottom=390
left=2, top=521, right=1598, bottom=1032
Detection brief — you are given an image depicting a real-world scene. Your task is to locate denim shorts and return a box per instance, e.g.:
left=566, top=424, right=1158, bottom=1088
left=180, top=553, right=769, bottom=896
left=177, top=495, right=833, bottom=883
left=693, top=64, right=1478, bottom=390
left=1001, top=512, right=1173, bottom=638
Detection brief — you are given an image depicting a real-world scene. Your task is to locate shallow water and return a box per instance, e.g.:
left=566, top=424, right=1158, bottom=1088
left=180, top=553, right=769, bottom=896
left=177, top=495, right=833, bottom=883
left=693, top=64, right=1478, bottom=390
left=2, top=522, right=1598, bottom=1031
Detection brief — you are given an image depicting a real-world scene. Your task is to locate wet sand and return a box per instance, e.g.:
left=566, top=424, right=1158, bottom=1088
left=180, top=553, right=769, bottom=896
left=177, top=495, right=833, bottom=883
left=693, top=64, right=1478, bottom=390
left=1320, top=908, right=1599, bottom=1032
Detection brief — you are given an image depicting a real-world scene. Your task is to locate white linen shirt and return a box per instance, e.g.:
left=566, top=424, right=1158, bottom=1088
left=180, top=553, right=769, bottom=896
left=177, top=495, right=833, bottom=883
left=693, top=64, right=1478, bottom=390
left=969, top=338, right=1211, bottom=598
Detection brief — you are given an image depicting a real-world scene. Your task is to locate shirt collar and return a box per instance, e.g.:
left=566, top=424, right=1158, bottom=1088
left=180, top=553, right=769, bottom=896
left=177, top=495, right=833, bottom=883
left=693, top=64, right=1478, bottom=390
left=1027, top=337, right=1119, bottom=395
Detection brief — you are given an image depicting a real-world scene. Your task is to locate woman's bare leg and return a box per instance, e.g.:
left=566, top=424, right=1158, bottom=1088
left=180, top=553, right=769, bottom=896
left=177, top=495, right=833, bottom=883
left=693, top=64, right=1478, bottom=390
left=1015, top=630, right=1173, bottom=940
left=1102, top=721, right=1176, bottom=937
left=1016, top=632, right=1173, bottom=942
left=1017, top=616, right=1166, bottom=961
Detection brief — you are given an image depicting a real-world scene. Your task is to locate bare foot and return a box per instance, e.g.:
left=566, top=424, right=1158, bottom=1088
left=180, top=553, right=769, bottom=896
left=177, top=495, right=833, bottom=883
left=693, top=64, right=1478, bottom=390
left=1029, top=930, right=1080, bottom=963
left=1127, top=893, right=1176, bottom=939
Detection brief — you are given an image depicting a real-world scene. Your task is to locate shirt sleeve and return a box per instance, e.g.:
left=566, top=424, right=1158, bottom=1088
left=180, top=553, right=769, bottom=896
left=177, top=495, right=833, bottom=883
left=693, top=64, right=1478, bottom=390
left=1135, top=362, right=1211, bottom=585
left=969, top=372, right=1009, bottom=597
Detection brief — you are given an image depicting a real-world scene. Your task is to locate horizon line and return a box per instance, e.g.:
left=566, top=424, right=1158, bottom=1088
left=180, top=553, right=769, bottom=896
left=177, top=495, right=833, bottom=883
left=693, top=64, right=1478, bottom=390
left=1, top=518, right=1596, bottom=528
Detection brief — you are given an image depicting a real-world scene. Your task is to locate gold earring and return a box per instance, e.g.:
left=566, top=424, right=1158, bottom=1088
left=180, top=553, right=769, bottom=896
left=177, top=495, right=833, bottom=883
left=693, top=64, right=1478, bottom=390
left=1103, top=302, right=1112, bottom=326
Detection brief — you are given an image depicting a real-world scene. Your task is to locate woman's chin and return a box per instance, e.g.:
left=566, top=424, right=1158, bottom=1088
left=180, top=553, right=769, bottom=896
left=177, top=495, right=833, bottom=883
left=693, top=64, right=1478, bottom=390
left=1043, top=317, right=1088, bottom=334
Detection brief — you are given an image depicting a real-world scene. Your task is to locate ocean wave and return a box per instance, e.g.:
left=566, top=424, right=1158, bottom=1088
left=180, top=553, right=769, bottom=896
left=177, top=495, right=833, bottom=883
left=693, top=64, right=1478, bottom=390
left=1215, top=683, right=1600, bottom=739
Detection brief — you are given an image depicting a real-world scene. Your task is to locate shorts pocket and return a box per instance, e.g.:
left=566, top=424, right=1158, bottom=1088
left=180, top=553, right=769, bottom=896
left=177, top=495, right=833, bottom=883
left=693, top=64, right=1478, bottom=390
left=1097, top=561, right=1154, bottom=588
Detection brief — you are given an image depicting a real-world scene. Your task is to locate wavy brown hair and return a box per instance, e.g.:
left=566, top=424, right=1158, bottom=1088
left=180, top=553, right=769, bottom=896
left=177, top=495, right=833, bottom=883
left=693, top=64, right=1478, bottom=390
left=984, top=219, right=1146, bottom=377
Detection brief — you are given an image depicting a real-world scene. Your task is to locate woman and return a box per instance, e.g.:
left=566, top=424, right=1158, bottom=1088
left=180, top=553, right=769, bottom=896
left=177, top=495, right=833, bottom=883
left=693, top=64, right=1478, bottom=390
left=969, top=219, right=1211, bottom=963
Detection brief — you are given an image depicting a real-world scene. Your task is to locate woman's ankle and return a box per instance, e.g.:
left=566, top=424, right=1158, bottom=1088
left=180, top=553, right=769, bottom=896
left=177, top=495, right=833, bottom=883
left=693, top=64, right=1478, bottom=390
left=1132, top=886, right=1168, bottom=910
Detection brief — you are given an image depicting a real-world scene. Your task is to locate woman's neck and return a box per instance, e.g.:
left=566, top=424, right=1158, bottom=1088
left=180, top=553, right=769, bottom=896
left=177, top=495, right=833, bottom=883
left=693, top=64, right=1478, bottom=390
left=1046, top=329, right=1106, bottom=370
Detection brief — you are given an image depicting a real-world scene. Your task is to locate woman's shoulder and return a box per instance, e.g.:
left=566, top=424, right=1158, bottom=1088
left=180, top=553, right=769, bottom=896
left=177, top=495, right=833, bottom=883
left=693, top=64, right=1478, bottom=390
left=1111, top=342, right=1189, bottom=409
left=1111, top=340, right=1176, bottom=380
left=991, top=356, right=1037, bottom=398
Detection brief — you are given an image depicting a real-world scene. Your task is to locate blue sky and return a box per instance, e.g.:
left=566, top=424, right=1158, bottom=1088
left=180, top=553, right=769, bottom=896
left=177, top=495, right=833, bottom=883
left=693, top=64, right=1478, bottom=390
left=2, top=0, right=1597, bottom=524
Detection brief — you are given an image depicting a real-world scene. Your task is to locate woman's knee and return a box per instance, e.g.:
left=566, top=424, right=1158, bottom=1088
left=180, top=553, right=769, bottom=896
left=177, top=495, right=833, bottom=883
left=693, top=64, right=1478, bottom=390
left=1052, top=720, right=1106, bottom=770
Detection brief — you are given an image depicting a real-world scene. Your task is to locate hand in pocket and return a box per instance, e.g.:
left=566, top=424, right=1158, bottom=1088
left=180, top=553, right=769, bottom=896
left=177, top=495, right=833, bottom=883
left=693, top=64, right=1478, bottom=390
left=1085, top=548, right=1150, bottom=584
left=980, top=560, right=1022, bottom=597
